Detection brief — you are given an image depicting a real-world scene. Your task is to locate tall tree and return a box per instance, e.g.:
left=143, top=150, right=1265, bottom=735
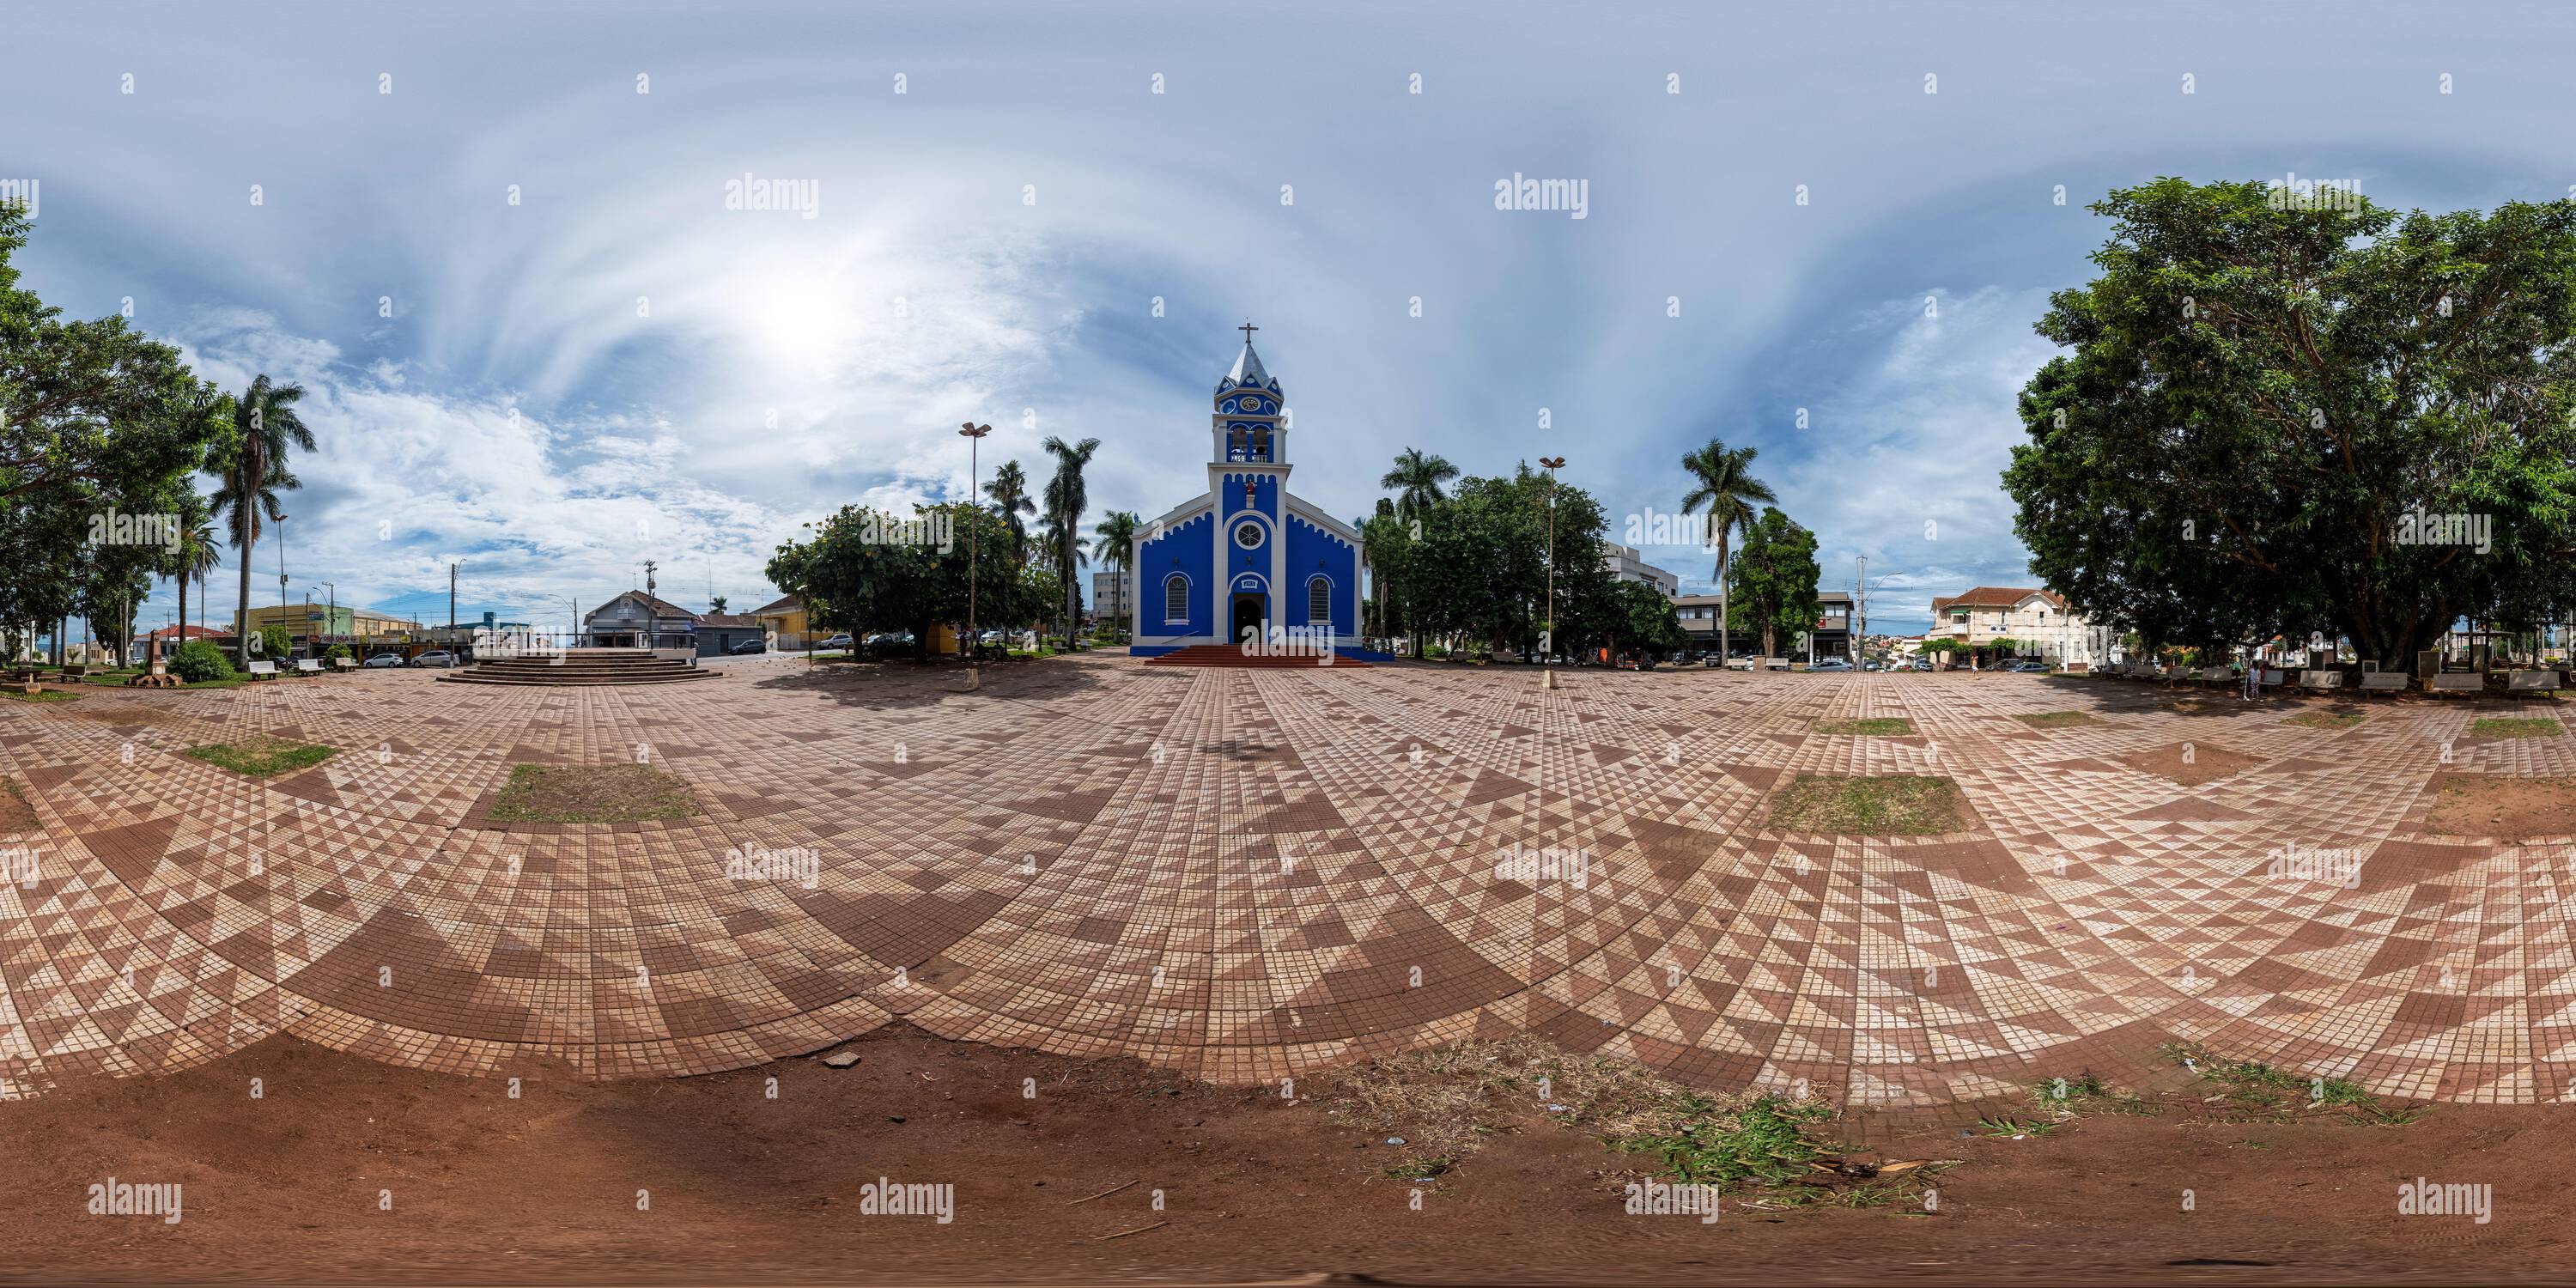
left=1380, top=447, right=1458, bottom=524
left=985, top=459, right=1036, bottom=568
left=1725, top=507, right=1822, bottom=660
left=1680, top=440, right=1776, bottom=665
left=2006, top=179, right=2576, bottom=668
left=1092, top=509, right=1140, bottom=643
left=1040, top=434, right=1101, bottom=650
left=172, top=489, right=221, bottom=644
left=208, top=374, right=313, bottom=665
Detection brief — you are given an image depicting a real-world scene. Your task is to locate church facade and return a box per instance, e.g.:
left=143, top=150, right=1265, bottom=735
left=1127, top=331, right=1377, bottom=658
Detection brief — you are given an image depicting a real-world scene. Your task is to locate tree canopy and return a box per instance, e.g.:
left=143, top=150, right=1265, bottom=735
left=2004, top=178, right=2576, bottom=666
left=1725, top=506, right=1820, bottom=658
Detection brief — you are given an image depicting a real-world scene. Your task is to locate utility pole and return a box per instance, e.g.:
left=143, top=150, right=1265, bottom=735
left=1540, top=456, right=1565, bottom=689
left=276, top=513, right=290, bottom=656
left=448, top=562, right=460, bottom=644
left=1856, top=556, right=1866, bottom=665
left=960, top=422, right=992, bottom=691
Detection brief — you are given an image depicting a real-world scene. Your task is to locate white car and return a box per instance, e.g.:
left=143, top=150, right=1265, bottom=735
left=362, top=652, right=407, bottom=669
left=1810, top=657, right=1852, bottom=671
left=410, top=650, right=459, bottom=668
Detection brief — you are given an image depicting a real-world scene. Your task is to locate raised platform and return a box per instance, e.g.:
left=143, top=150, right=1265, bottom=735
left=1139, top=643, right=1376, bottom=668
left=435, top=649, right=712, bottom=686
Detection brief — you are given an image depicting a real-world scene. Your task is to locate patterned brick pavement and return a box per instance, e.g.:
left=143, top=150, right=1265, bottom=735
left=3, top=658, right=2571, bottom=1109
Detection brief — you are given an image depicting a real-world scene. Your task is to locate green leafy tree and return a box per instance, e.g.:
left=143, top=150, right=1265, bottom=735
left=766, top=501, right=1045, bottom=662
left=1380, top=447, right=1458, bottom=524
left=1680, top=440, right=1776, bottom=663
left=1040, top=435, right=1101, bottom=650
left=169, top=638, right=234, bottom=683
left=1725, top=507, right=1820, bottom=659
left=2006, top=179, right=2576, bottom=668
left=985, top=459, right=1036, bottom=568
left=209, top=374, right=314, bottom=666
left=1093, top=509, right=1140, bottom=641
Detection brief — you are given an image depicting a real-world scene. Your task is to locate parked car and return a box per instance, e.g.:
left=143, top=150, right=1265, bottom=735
left=410, top=650, right=459, bottom=668
left=726, top=637, right=767, bottom=654
left=815, top=633, right=854, bottom=651
left=1810, top=657, right=1852, bottom=671
left=362, top=652, right=407, bottom=668
left=2005, top=659, right=2049, bottom=673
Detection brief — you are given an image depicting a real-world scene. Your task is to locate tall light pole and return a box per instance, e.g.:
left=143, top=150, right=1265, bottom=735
left=960, top=422, right=992, bottom=691
left=275, top=513, right=290, bottom=656
left=1855, top=556, right=1866, bottom=665
left=1540, top=456, right=1565, bottom=690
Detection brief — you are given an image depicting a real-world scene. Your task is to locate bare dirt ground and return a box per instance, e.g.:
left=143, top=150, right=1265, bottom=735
left=2, top=1024, right=2569, bottom=1286
left=2423, top=774, right=2576, bottom=841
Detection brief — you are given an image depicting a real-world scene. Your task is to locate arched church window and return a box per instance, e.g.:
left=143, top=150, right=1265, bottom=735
left=1308, top=575, right=1332, bottom=623
left=1163, top=574, right=1188, bottom=623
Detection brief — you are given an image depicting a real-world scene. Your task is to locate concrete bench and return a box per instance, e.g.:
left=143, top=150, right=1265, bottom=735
left=2508, top=670, right=2562, bottom=696
left=2261, top=669, right=2287, bottom=687
left=246, top=659, right=278, bottom=680
left=2198, top=665, right=2234, bottom=686
left=2360, top=672, right=2409, bottom=696
left=2299, top=669, right=2343, bottom=692
left=294, top=659, right=325, bottom=676
left=331, top=656, right=358, bottom=671
left=2429, top=671, right=2483, bottom=697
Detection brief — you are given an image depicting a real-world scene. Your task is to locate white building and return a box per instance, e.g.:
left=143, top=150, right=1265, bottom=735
left=1602, top=544, right=1680, bottom=595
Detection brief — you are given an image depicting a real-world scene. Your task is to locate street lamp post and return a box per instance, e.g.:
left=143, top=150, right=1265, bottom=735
left=1540, top=456, right=1565, bottom=690
left=960, top=422, right=992, bottom=691
left=275, top=513, right=289, bottom=657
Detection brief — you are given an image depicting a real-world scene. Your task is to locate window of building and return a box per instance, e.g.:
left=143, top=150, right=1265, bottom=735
left=1308, top=575, right=1331, bottom=623
left=1163, top=574, right=1188, bottom=623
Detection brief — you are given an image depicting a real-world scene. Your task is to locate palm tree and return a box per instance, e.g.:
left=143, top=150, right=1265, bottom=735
left=1679, top=439, right=1775, bottom=668
left=1041, top=435, right=1102, bottom=650
left=986, top=460, right=1036, bottom=568
left=1379, top=447, right=1458, bottom=525
left=209, top=375, right=314, bottom=666
left=1037, top=513, right=1091, bottom=646
left=708, top=594, right=729, bottom=614
left=1093, top=509, right=1141, bottom=644
left=167, top=490, right=221, bottom=659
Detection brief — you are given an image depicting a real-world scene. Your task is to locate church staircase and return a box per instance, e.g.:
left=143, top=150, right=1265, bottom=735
left=1141, top=644, right=1372, bottom=669
left=435, top=649, right=713, bottom=687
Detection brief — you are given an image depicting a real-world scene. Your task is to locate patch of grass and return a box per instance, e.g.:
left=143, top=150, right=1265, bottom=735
left=1625, top=1091, right=1834, bottom=1188
left=2159, top=1041, right=2420, bottom=1126
left=1762, top=774, right=1975, bottom=836
left=2010, top=711, right=2095, bottom=729
left=1814, top=717, right=1913, bottom=736
left=2283, top=710, right=2366, bottom=730
left=0, top=776, right=34, bottom=831
left=183, top=733, right=337, bottom=777
left=1975, top=1115, right=2061, bottom=1139
left=84, top=672, right=248, bottom=690
left=0, top=687, right=82, bottom=702
left=2471, top=717, right=2564, bottom=739
left=2032, top=1072, right=2160, bottom=1120
left=489, top=762, right=702, bottom=823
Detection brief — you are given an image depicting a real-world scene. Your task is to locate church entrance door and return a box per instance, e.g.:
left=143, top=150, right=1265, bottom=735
left=1231, top=594, right=1265, bottom=646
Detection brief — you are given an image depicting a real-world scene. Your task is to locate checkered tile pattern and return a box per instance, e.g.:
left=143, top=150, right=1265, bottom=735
left=2, top=662, right=2568, bottom=1108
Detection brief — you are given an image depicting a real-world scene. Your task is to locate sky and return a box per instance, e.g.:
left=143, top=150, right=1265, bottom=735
left=8, top=0, right=2575, bottom=638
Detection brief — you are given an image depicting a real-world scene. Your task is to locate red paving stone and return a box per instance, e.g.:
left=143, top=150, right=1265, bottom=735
left=1, top=659, right=2570, bottom=1109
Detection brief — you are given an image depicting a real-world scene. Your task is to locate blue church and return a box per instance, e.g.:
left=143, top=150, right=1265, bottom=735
left=1127, top=328, right=1380, bottom=659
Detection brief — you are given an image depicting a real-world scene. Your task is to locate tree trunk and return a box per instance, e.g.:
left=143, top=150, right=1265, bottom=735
left=1716, top=533, right=1730, bottom=665
left=176, top=572, right=187, bottom=660
left=237, top=521, right=255, bottom=667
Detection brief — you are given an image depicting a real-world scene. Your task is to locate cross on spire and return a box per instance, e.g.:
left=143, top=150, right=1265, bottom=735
left=1239, top=321, right=1259, bottom=342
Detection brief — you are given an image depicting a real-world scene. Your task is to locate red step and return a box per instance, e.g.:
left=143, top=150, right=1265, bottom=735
left=1142, top=645, right=1370, bottom=669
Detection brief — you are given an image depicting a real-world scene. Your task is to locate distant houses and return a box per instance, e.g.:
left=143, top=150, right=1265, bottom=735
left=583, top=591, right=763, bottom=655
